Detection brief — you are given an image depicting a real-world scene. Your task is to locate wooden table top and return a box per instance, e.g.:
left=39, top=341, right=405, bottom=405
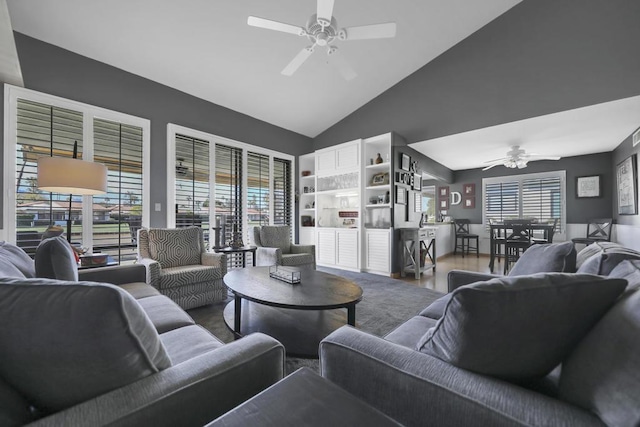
left=224, top=267, right=363, bottom=310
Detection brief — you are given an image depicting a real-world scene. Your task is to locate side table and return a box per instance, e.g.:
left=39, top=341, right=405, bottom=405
left=214, top=246, right=257, bottom=267
left=207, top=368, right=401, bottom=427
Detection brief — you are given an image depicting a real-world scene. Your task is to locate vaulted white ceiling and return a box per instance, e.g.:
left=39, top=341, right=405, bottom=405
left=7, top=0, right=521, bottom=138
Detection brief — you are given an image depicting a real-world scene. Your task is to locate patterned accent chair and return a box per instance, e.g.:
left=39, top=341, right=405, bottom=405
left=137, top=227, right=227, bottom=310
left=249, top=225, right=316, bottom=268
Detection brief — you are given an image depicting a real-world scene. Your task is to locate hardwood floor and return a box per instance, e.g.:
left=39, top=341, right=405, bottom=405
left=397, top=254, right=504, bottom=294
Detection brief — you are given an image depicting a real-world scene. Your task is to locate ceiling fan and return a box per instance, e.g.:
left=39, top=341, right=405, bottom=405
left=482, top=146, right=561, bottom=171
left=247, top=0, right=396, bottom=80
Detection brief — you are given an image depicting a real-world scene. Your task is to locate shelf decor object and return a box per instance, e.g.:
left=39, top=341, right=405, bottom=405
left=617, top=154, right=637, bottom=215
left=269, top=265, right=301, bottom=284
left=401, top=153, right=411, bottom=171
left=576, top=175, right=602, bottom=198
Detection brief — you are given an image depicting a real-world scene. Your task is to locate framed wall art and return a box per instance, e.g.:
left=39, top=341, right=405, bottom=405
left=463, top=183, right=475, bottom=196
left=439, top=198, right=449, bottom=210
left=396, top=186, right=407, bottom=205
left=439, top=186, right=449, bottom=198
left=401, top=153, right=411, bottom=171
left=463, top=197, right=475, bottom=209
left=617, top=155, right=637, bottom=215
left=413, top=173, right=421, bottom=191
left=576, top=175, right=602, bottom=198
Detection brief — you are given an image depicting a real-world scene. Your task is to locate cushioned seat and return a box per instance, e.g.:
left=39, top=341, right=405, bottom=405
left=159, top=325, right=224, bottom=365
left=384, top=315, right=438, bottom=349
left=249, top=225, right=316, bottom=268
left=136, top=295, right=196, bottom=334
left=137, top=227, right=228, bottom=309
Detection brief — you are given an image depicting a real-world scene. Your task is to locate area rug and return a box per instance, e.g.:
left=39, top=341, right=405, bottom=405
left=188, top=266, right=443, bottom=374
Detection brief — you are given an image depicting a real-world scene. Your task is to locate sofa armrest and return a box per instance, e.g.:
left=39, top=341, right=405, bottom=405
left=29, top=333, right=285, bottom=427
left=290, top=244, right=315, bottom=256
left=78, top=264, right=146, bottom=285
left=319, top=327, right=603, bottom=427
left=447, top=269, right=499, bottom=292
left=137, top=257, right=162, bottom=289
left=255, top=247, right=282, bottom=266
left=202, top=252, right=226, bottom=273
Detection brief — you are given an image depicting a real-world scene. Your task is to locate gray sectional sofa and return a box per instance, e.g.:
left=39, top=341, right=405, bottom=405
left=320, top=241, right=640, bottom=427
left=0, top=240, right=285, bottom=427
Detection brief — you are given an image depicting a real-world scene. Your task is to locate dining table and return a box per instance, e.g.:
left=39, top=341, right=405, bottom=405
left=488, top=222, right=556, bottom=273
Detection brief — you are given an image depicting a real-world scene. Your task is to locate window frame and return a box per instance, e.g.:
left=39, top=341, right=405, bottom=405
left=2, top=84, right=151, bottom=248
left=166, top=123, right=295, bottom=242
left=482, top=170, right=566, bottom=240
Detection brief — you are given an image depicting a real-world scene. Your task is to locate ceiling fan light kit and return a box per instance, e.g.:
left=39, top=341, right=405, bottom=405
left=247, top=0, right=396, bottom=79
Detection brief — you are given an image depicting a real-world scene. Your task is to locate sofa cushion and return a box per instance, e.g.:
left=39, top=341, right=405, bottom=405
left=508, top=241, right=576, bottom=276
left=158, top=264, right=224, bottom=290
left=0, top=277, right=171, bottom=413
left=160, top=324, right=224, bottom=365
left=148, top=227, right=202, bottom=269
left=419, top=294, right=451, bottom=320
left=34, top=236, right=78, bottom=281
left=559, top=289, right=640, bottom=427
left=384, top=315, right=438, bottom=349
left=119, top=281, right=162, bottom=299
left=608, top=259, right=640, bottom=291
left=135, top=295, right=195, bottom=333
left=416, top=273, right=626, bottom=381
left=260, top=226, right=291, bottom=254
left=575, top=241, right=624, bottom=269
left=281, top=253, right=315, bottom=267
left=577, top=247, right=640, bottom=276
left=0, top=241, right=35, bottom=278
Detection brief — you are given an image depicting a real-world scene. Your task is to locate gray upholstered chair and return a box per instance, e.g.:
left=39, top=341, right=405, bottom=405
left=249, top=225, right=315, bottom=268
left=137, top=227, right=227, bottom=309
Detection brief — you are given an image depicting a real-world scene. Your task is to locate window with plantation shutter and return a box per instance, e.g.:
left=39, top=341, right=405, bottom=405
left=247, top=152, right=270, bottom=227
left=6, top=86, right=149, bottom=261
left=483, top=171, right=566, bottom=234
left=273, top=158, right=292, bottom=227
left=175, top=134, right=210, bottom=231
left=215, top=144, right=243, bottom=248
left=92, top=118, right=144, bottom=262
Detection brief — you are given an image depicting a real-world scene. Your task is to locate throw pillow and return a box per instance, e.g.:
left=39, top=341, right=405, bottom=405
left=559, top=290, right=640, bottom=427
left=416, top=273, right=627, bottom=381
left=148, top=227, right=202, bottom=268
left=0, top=242, right=35, bottom=278
left=508, top=241, right=576, bottom=276
left=575, top=241, right=624, bottom=270
left=0, top=277, right=171, bottom=413
left=577, top=248, right=640, bottom=276
left=34, top=236, right=78, bottom=281
left=608, top=259, right=640, bottom=291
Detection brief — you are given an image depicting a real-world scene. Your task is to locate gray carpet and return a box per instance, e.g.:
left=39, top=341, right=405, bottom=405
left=188, top=266, right=443, bottom=374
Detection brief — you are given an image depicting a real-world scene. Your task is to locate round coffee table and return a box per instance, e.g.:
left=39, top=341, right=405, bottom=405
left=223, top=267, right=363, bottom=358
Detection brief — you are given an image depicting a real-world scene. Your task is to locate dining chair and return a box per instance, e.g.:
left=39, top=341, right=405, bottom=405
left=531, top=218, right=558, bottom=245
left=503, top=219, right=533, bottom=274
left=488, top=218, right=507, bottom=271
left=571, top=218, right=613, bottom=248
left=454, top=219, right=479, bottom=258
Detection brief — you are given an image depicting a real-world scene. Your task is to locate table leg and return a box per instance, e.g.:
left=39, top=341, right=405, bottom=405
left=252, top=250, right=256, bottom=266
left=347, top=304, right=356, bottom=326
left=489, top=234, right=496, bottom=273
left=414, top=240, right=420, bottom=280
left=242, top=253, right=246, bottom=268
left=234, top=295, right=242, bottom=338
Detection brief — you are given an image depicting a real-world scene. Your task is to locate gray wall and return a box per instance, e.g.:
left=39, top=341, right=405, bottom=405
left=612, top=128, right=640, bottom=226
left=9, top=33, right=313, bottom=227
left=450, top=153, right=614, bottom=224
left=313, top=0, right=640, bottom=150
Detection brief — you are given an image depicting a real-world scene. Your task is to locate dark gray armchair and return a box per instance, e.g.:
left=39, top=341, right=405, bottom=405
left=249, top=225, right=315, bottom=268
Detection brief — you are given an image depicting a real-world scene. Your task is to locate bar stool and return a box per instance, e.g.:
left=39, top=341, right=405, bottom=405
left=454, top=219, right=479, bottom=258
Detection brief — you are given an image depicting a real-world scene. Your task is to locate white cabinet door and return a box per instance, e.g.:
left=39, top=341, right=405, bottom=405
left=365, top=230, right=390, bottom=273
left=337, top=230, right=359, bottom=269
left=316, top=150, right=336, bottom=176
left=336, top=143, right=359, bottom=170
left=317, top=230, right=336, bottom=265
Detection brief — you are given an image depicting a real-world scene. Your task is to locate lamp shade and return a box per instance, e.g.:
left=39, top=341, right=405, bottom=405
left=37, top=156, right=108, bottom=195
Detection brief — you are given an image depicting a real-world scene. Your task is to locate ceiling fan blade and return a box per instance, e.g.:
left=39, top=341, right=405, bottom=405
left=342, top=22, right=396, bottom=40
left=247, top=16, right=305, bottom=36
left=483, top=157, right=508, bottom=164
left=482, top=163, right=500, bottom=171
left=527, top=155, right=561, bottom=161
left=331, top=50, right=357, bottom=81
left=317, top=0, right=335, bottom=23
left=281, top=47, right=314, bottom=76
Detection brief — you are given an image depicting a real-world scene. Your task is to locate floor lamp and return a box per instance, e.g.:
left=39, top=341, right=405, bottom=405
left=37, top=147, right=108, bottom=243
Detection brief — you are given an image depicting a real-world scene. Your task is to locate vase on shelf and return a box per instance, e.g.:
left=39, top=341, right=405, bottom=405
left=375, top=153, right=383, bottom=164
